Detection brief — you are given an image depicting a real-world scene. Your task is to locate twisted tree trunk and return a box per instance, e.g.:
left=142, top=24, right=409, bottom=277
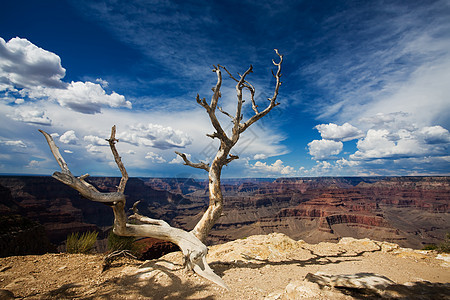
left=176, top=49, right=283, bottom=243
left=39, top=127, right=227, bottom=289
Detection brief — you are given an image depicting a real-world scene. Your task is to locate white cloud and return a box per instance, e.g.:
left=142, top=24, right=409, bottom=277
left=314, top=122, right=363, bottom=141
left=83, top=135, right=109, bottom=146
left=336, top=158, right=359, bottom=168
left=0, top=37, right=66, bottom=89
left=351, top=126, right=449, bottom=161
left=95, top=78, right=109, bottom=87
left=46, top=81, right=131, bottom=114
left=251, top=159, right=295, bottom=176
left=64, top=150, right=73, bottom=154
left=118, top=123, right=192, bottom=150
left=59, top=130, right=78, bottom=145
left=86, top=144, right=103, bottom=154
left=26, top=160, right=40, bottom=168
left=0, top=37, right=131, bottom=114
left=420, top=126, right=450, bottom=144
left=308, top=139, right=343, bottom=160
left=253, top=153, right=267, bottom=160
left=145, top=151, right=166, bottom=163
left=0, top=139, right=27, bottom=148
left=10, top=107, right=52, bottom=125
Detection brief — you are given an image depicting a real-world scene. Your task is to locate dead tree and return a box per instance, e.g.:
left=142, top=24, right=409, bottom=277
left=39, top=126, right=227, bottom=289
left=176, top=49, right=283, bottom=242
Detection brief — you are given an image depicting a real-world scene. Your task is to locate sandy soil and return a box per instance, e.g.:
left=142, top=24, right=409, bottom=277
left=1, top=234, right=449, bottom=299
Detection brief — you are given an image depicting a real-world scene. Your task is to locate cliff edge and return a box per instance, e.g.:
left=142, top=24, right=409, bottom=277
left=0, top=233, right=449, bottom=299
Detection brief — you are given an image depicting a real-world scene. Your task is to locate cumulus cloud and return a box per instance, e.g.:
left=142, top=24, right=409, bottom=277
left=251, top=159, right=295, bottom=176
left=420, top=126, right=450, bottom=144
left=83, top=135, right=109, bottom=146
left=118, top=123, right=192, bottom=150
left=86, top=144, right=103, bottom=154
left=10, top=107, right=51, bottom=125
left=350, top=127, right=449, bottom=161
left=46, top=81, right=131, bottom=114
left=308, top=139, right=343, bottom=160
left=26, top=160, right=40, bottom=168
left=0, top=37, right=66, bottom=89
left=314, top=122, right=363, bottom=141
left=145, top=151, right=166, bottom=163
left=95, top=78, right=109, bottom=87
left=0, top=37, right=131, bottom=114
left=59, top=130, right=78, bottom=145
left=253, top=153, right=267, bottom=160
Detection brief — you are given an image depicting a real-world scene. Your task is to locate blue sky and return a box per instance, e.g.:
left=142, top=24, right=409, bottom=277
left=1, top=0, right=449, bottom=178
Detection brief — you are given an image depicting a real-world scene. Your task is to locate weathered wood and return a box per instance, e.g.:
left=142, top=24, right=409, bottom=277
left=39, top=128, right=228, bottom=289
left=176, top=50, right=283, bottom=243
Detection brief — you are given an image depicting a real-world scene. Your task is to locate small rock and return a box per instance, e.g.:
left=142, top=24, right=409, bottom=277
left=436, top=253, right=450, bottom=267
left=264, top=291, right=282, bottom=300
left=378, top=241, right=400, bottom=253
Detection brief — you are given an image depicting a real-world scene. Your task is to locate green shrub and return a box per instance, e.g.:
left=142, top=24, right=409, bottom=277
left=437, top=233, right=450, bottom=253
left=107, top=230, right=136, bottom=252
left=66, top=231, right=98, bottom=254
left=422, top=244, right=437, bottom=251
left=422, top=233, right=450, bottom=253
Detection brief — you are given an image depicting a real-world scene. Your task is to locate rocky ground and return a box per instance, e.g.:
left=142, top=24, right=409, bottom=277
left=1, top=233, right=449, bottom=299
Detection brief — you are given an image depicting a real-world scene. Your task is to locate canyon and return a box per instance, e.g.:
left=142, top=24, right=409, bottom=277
left=0, top=175, right=449, bottom=256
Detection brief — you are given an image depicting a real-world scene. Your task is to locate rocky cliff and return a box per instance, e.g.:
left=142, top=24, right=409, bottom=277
left=155, top=176, right=450, bottom=248
left=0, top=176, right=448, bottom=252
left=0, top=176, right=188, bottom=253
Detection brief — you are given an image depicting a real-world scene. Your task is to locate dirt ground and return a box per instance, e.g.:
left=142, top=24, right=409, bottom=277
left=1, top=234, right=449, bottom=299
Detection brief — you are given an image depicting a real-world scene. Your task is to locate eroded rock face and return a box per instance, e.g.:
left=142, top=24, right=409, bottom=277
left=0, top=176, right=188, bottom=247
left=1, top=176, right=449, bottom=251
left=175, top=176, right=449, bottom=248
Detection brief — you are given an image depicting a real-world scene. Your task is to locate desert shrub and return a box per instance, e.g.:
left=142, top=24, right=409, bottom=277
left=66, top=231, right=98, bottom=254
left=422, top=244, right=438, bottom=251
left=422, top=233, right=450, bottom=253
left=437, top=233, right=450, bottom=253
left=107, top=230, right=136, bottom=252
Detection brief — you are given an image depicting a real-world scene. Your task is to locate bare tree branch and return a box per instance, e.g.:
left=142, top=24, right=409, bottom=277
left=106, top=125, right=128, bottom=194
left=239, top=49, right=283, bottom=133
left=217, top=106, right=234, bottom=120
left=220, top=64, right=258, bottom=114
left=175, top=151, right=210, bottom=172
left=224, top=154, right=239, bottom=165
left=210, top=66, right=222, bottom=110
left=39, top=129, right=71, bottom=174
left=232, top=65, right=253, bottom=142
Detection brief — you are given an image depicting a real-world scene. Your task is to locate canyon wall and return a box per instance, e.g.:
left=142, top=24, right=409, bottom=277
left=0, top=176, right=448, bottom=255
